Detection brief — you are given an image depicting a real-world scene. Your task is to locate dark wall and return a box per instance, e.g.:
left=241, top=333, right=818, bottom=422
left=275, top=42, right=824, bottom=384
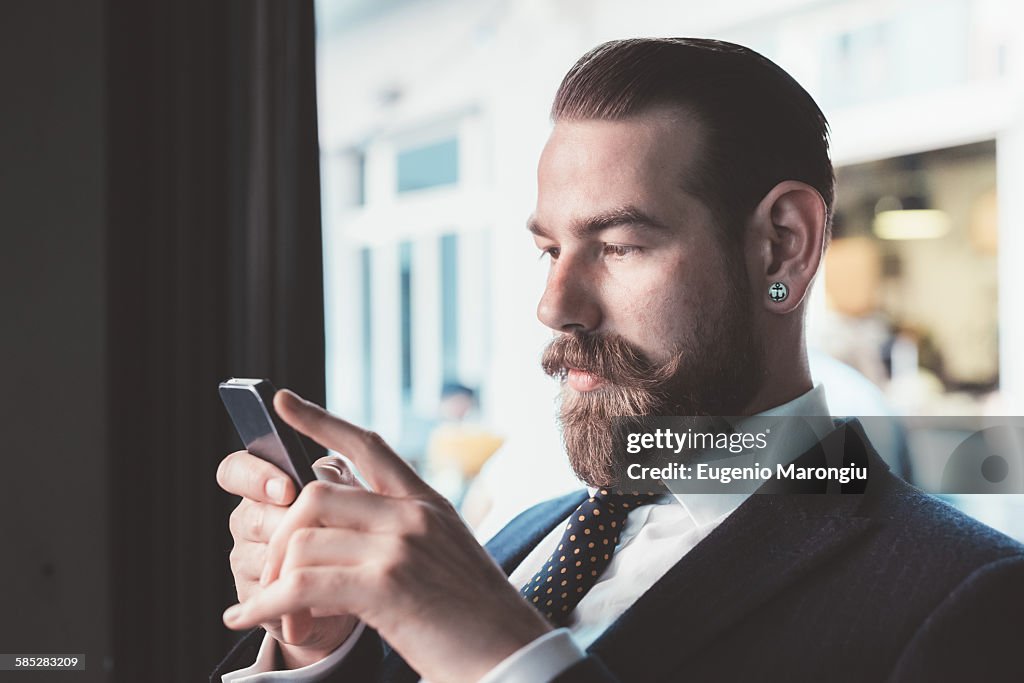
left=0, top=0, right=112, bottom=677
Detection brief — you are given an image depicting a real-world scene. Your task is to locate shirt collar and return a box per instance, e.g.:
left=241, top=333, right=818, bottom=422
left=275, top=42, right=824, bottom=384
left=585, top=385, right=833, bottom=527
left=672, top=384, right=832, bottom=529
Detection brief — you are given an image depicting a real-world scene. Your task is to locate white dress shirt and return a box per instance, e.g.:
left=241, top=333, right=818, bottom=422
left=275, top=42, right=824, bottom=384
left=224, top=385, right=833, bottom=683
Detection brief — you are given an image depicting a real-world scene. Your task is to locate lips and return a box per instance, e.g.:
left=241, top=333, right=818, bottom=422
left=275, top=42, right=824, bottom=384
left=566, top=367, right=605, bottom=392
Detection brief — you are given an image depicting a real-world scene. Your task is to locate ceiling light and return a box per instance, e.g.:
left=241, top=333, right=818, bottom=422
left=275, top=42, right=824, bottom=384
left=873, top=195, right=951, bottom=240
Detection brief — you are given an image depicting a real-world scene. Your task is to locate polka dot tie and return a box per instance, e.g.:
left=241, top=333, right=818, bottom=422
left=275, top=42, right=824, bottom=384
left=520, top=489, right=659, bottom=625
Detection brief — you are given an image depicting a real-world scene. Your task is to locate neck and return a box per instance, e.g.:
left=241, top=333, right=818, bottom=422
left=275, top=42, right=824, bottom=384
left=742, top=371, right=814, bottom=415
left=740, top=329, right=814, bottom=415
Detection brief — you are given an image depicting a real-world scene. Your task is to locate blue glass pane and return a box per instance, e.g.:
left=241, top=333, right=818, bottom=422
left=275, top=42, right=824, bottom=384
left=397, top=138, right=458, bottom=193
left=359, top=247, right=373, bottom=423
left=399, top=241, right=413, bottom=401
left=440, top=233, right=459, bottom=382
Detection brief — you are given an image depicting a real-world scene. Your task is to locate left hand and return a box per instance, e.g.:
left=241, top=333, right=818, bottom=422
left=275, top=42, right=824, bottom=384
left=222, top=389, right=552, bottom=683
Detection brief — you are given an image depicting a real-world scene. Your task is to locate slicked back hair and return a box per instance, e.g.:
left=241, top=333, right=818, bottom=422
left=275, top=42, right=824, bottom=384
left=552, top=38, right=834, bottom=246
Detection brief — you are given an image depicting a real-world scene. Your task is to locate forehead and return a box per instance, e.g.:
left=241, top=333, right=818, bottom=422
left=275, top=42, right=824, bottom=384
left=535, top=108, right=706, bottom=228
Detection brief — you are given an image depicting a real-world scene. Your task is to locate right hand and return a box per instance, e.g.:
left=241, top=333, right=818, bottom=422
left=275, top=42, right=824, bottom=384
left=217, top=450, right=360, bottom=668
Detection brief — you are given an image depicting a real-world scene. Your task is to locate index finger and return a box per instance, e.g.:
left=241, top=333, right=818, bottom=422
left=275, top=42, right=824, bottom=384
left=217, top=450, right=297, bottom=505
left=274, top=390, right=428, bottom=497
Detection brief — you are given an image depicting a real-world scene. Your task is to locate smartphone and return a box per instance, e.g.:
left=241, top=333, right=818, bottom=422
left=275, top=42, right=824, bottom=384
left=218, top=378, right=317, bottom=490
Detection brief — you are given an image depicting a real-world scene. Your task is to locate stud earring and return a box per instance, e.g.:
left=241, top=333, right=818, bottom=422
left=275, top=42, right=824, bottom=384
left=768, top=282, right=788, bottom=303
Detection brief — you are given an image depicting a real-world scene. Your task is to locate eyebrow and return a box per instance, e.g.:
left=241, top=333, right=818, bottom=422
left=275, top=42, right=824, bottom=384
left=527, top=205, right=671, bottom=239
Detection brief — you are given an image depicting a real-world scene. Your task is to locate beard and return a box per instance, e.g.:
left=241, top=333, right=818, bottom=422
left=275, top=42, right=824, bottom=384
left=541, top=273, right=764, bottom=487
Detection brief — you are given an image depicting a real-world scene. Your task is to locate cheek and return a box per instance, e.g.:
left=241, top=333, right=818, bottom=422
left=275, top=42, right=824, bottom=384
left=640, top=289, right=694, bottom=357
left=620, top=245, right=741, bottom=360
left=603, top=255, right=706, bottom=360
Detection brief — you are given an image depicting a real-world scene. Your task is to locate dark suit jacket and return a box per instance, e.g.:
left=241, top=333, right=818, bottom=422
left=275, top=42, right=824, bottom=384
left=211, top=420, right=1024, bottom=682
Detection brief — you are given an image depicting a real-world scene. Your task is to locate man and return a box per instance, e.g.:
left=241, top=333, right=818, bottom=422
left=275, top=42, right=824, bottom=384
left=212, top=38, right=1024, bottom=682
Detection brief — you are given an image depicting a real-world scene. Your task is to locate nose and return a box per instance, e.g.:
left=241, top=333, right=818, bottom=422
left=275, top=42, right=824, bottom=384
left=537, top=255, right=602, bottom=333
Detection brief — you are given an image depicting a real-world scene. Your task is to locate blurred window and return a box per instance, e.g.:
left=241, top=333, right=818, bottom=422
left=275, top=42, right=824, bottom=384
left=400, top=240, right=414, bottom=401
left=440, top=233, right=459, bottom=382
left=354, top=151, right=366, bottom=206
left=359, top=246, right=374, bottom=423
left=397, top=137, right=459, bottom=192
left=817, top=1, right=969, bottom=108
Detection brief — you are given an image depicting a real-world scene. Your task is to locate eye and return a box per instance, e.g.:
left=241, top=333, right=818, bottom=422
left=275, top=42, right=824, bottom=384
left=539, top=246, right=561, bottom=261
left=603, top=244, right=640, bottom=258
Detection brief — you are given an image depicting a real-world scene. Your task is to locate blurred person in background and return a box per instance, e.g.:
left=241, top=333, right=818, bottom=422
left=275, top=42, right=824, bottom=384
left=212, top=38, right=1023, bottom=683
left=396, top=383, right=478, bottom=469
left=425, top=383, right=505, bottom=505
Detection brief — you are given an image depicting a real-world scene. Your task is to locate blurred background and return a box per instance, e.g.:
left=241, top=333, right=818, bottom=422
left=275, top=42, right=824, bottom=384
left=2, top=0, right=1023, bottom=680
left=312, top=0, right=1024, bottom=540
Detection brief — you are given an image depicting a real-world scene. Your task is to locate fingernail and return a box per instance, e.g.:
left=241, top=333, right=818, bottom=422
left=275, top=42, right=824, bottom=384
left=223, top=605, right=242, bottom=623
left=313, top=464, right=343, bottom=483
left=266, top=478, right=286, bottom=502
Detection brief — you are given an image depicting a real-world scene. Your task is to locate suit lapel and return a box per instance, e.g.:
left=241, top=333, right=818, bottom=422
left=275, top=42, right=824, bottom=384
left=589, top=421, right=882, bottom=681
left=486, top=490, right=589, bottom=574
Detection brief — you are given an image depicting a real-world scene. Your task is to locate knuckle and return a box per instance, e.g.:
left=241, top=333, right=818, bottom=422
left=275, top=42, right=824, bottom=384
left=303, top=480, right=332, bottom=500
left=377, top=558, right=398, bottom=585
left=379, top=545, right=409, bottom=586
left=389, top=535, right=413, bottom=566
left=362, top=430, right=387, bottom=450
left=248, top=504, right=266, bottom=539
left=383, top=535, right=416, bottom=581
left=228, top=504, right=245, bottom=537
left=228, top=546, right=242, bottom=571
left=371, top=572, right=393, bottom=598
left=403, top=500, right=433, bottom=536
left=228, top=543, right=259, bottom=581
left=288, top=527, right=318, bottom=555
left=303, top=479, right=331, bottom=493
left=434, top=495, right=458, bottom=517
left=285, top=568, right=315, bottom=594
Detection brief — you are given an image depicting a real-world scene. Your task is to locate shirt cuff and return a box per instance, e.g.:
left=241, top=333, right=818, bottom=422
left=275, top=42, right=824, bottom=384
left=221, top=621, right=368, bottom=682
left=475, top=628, right=585, bottom=683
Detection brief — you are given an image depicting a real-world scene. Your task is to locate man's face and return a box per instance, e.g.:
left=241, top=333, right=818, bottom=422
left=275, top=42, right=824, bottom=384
left=530, top=108, right=764, bottom=486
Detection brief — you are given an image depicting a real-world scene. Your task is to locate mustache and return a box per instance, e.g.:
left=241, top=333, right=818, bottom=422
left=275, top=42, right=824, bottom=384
left=541, top=333, right=680, bottom=391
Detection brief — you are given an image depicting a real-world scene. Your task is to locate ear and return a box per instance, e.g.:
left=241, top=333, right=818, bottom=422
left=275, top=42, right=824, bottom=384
left=747, top=180, right=827, bottom=314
